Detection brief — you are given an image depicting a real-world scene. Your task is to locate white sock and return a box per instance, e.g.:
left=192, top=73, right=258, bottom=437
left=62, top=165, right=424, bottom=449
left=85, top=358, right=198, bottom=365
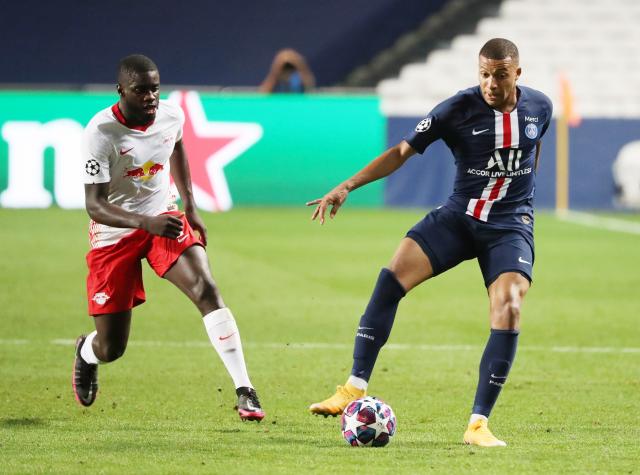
left=80, top=331, right=101, bottom=365
left=469, top=413, right=488, bottom=424
left=347, top=375, right=368, bottom=391
left=203, top=308, right=253, bottom=389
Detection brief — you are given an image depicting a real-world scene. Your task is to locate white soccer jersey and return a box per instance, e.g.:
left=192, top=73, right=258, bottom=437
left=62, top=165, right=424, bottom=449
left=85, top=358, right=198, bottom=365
left=82, top=100, right=185, bottom=248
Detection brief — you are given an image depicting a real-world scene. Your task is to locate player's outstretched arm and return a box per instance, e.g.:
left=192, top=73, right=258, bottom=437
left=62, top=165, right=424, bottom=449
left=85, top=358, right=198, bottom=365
left=169, top=139, right=208, bottom=245
left=85, top=183, right=183, bottom=239
left=306, top=141, right=416, bottom=224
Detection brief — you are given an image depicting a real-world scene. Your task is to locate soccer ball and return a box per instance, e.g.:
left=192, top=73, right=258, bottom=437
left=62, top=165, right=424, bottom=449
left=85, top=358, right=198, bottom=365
left=341, top=396, right=396, bottom=447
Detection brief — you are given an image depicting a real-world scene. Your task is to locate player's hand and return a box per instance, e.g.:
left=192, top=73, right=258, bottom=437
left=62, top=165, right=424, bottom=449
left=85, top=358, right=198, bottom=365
left=306, top=186, right=349, bottom=225
left=142, top=214, right=184, bottom=239
left=185, top=208, right=208, bottom=246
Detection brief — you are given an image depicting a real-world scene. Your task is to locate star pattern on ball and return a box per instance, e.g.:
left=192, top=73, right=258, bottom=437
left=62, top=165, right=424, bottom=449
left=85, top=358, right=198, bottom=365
left=341, top=397, right=396, bottom=447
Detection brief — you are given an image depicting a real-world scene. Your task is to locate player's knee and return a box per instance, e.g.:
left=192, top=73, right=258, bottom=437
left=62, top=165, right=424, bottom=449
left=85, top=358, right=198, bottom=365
left=99, top=341, right=127, bottom=362
left=192, top=276, right=222, bottom=309
left=491, top=290, right=521, bottom=329
left=508, top=282, right=526, bottom=322
left=507, top=298, right=521, bottom=324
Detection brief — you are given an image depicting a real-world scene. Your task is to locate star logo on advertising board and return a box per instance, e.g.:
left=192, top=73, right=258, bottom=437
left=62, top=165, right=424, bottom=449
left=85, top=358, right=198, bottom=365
left=168, top=91, right=263, bottom=212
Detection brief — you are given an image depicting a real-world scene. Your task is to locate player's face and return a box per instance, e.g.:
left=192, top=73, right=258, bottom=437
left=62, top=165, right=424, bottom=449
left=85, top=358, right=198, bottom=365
left=478, top=56, right=521, bottom=111
left=117, top=70, right=160, bottom=124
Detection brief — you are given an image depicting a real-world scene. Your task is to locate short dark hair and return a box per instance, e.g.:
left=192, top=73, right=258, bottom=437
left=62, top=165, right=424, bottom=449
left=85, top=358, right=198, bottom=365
left=117, top=54, right=158, bottom=81
left=479, top=38, right=519, bottom=63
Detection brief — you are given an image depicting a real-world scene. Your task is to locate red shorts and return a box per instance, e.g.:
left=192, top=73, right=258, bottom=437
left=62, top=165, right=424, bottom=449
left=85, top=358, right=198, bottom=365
left=86, top=212, right=203, bottom=315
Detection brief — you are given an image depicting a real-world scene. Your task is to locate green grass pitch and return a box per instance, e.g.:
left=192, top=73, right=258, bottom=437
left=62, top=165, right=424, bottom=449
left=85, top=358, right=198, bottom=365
left=1, top=207, right=639, bottom=473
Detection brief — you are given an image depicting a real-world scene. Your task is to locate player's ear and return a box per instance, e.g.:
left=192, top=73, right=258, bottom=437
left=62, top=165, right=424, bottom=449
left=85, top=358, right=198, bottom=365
left=116, top=83, right=124, bottom=96
left=515, top=67, right=522, bottom=80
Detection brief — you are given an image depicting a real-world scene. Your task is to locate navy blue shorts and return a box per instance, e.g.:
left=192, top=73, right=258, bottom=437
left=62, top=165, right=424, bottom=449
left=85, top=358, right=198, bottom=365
left=406, top=206, right=534, bottom=287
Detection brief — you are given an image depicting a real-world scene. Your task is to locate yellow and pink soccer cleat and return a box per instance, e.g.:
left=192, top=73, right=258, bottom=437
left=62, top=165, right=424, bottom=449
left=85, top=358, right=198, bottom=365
left=463, top=418, right=507, bottom=447
left=309, top=383, right=366, bottom=417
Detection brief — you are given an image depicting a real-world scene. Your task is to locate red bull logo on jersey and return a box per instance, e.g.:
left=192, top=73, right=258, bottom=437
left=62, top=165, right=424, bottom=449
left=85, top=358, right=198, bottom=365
left=123, top=160, right=164, bottom=181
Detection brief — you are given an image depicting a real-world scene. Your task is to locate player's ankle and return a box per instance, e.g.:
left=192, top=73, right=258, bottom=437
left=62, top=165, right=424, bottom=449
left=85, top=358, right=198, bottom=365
left=469, top=413, right=488, bottom=424
left=80, top=331, right=102, bottom=365
left=347, top=375, right=368, bottom=391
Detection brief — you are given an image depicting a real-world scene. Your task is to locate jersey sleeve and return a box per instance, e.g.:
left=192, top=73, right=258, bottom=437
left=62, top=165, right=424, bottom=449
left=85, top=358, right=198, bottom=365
left=82, top=124, right=113, bottom=184
left=403, top=99, right=452, bottom=154
left=539, top=95, right=554, bottom=139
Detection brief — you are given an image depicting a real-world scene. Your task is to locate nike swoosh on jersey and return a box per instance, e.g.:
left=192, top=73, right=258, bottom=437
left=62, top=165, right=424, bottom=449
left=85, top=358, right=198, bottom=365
left=518, top=257, right=531, bottom=265
left=119, top=147, right=134, bottom=155
left=472, top=128, right=490, bottom=135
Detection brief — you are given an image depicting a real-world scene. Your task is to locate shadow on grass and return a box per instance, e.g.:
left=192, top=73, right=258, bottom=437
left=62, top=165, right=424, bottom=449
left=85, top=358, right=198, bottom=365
left=1, top=417, right=47, bottom=428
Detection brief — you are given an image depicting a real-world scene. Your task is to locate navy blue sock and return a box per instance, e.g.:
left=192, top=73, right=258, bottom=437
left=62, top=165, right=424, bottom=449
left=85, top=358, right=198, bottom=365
left=472, top=329, right=519, bottom=417
left=351, top=268, right=406, bottom=382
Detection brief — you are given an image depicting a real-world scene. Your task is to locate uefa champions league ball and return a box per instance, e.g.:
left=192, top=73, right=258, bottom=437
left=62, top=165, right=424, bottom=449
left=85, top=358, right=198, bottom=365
left=341, top=396, right=396, bottom=447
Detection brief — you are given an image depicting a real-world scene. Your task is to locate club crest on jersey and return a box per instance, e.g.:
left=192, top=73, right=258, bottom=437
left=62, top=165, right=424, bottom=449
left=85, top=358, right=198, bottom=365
left=92, top=292, right=110, bottom=305
left=525, top=123, right=538, bottom=139
left=162, top=135, right=174, bottom=147
left=415, top=117, right=432, bottom=132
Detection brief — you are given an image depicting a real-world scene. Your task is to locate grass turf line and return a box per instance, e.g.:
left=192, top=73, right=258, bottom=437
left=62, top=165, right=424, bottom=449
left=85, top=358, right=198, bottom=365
left=0, top=208, right=639, bottom=473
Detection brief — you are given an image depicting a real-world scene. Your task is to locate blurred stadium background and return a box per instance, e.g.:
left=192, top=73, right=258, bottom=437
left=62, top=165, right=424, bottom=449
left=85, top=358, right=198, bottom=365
left=1, top=0, right=639, bottom=473
left=2, top=0, right=640, bottom=213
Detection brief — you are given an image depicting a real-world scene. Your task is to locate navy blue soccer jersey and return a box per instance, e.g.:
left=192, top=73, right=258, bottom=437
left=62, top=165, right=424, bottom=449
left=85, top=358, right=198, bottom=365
left=404, top=85, right=553, bottom=229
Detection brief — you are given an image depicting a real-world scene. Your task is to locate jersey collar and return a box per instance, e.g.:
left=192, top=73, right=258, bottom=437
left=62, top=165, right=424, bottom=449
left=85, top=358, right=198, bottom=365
left=111, top=103, right=154, bottom=132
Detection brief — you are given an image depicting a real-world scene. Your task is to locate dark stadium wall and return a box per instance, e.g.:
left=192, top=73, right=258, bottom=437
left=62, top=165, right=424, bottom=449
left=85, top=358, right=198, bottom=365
left=1, top=0, right=447, bottom=87
left=385, top=118, right=640, bottom=210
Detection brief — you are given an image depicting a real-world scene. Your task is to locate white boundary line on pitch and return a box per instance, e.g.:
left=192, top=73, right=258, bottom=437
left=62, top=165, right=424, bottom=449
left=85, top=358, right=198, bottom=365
left=557, top=210, right=640, bottom=235
left=1, top=339, right=638, bottom=354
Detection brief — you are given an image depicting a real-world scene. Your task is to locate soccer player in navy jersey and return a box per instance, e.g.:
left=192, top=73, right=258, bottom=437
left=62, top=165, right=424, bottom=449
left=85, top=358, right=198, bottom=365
left=306, top=38, right=552, bottom=447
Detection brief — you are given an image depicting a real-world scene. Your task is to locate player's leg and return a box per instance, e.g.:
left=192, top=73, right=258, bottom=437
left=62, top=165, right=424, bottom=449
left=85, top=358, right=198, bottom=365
left=309, top=237, right=434, bottom=416
left=73, top=311, right=132, bottom=406
left=74, top=234, right=146, bottom=407
left=464, top=236, right=533, bottom=447
left=162, top=244, right=264, bottom=421
left=310, top=207, right=472, bottom=416
left=350, top=237, right=434, bottom=385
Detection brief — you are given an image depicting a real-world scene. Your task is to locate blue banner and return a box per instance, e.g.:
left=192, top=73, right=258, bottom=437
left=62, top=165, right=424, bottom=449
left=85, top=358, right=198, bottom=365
left=385, top=118, right=640, bottom=210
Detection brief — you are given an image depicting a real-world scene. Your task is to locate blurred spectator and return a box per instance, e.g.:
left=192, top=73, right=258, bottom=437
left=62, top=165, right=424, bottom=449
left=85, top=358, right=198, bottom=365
left=260, top=49, right=315, bottom=93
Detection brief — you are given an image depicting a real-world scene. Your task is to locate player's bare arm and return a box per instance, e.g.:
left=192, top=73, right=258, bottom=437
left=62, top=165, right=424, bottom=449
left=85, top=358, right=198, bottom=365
left=534, top=141, right=542, bottom=171
left=306, top=140, right=416, bottom=224
left=169, top=139, right=208, bottom=246
left=84, top=182, right=183, bottom=239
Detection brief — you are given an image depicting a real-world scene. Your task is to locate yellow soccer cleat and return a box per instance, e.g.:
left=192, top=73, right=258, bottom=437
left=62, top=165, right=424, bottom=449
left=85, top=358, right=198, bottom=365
left=463, top=419, right=507, bottom=447
left=309, top=383, right=366, bottom=417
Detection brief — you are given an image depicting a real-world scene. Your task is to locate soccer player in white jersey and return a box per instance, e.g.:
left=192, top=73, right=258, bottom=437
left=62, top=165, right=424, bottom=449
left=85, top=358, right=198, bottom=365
left=73, top=54, right=264, bottom=421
